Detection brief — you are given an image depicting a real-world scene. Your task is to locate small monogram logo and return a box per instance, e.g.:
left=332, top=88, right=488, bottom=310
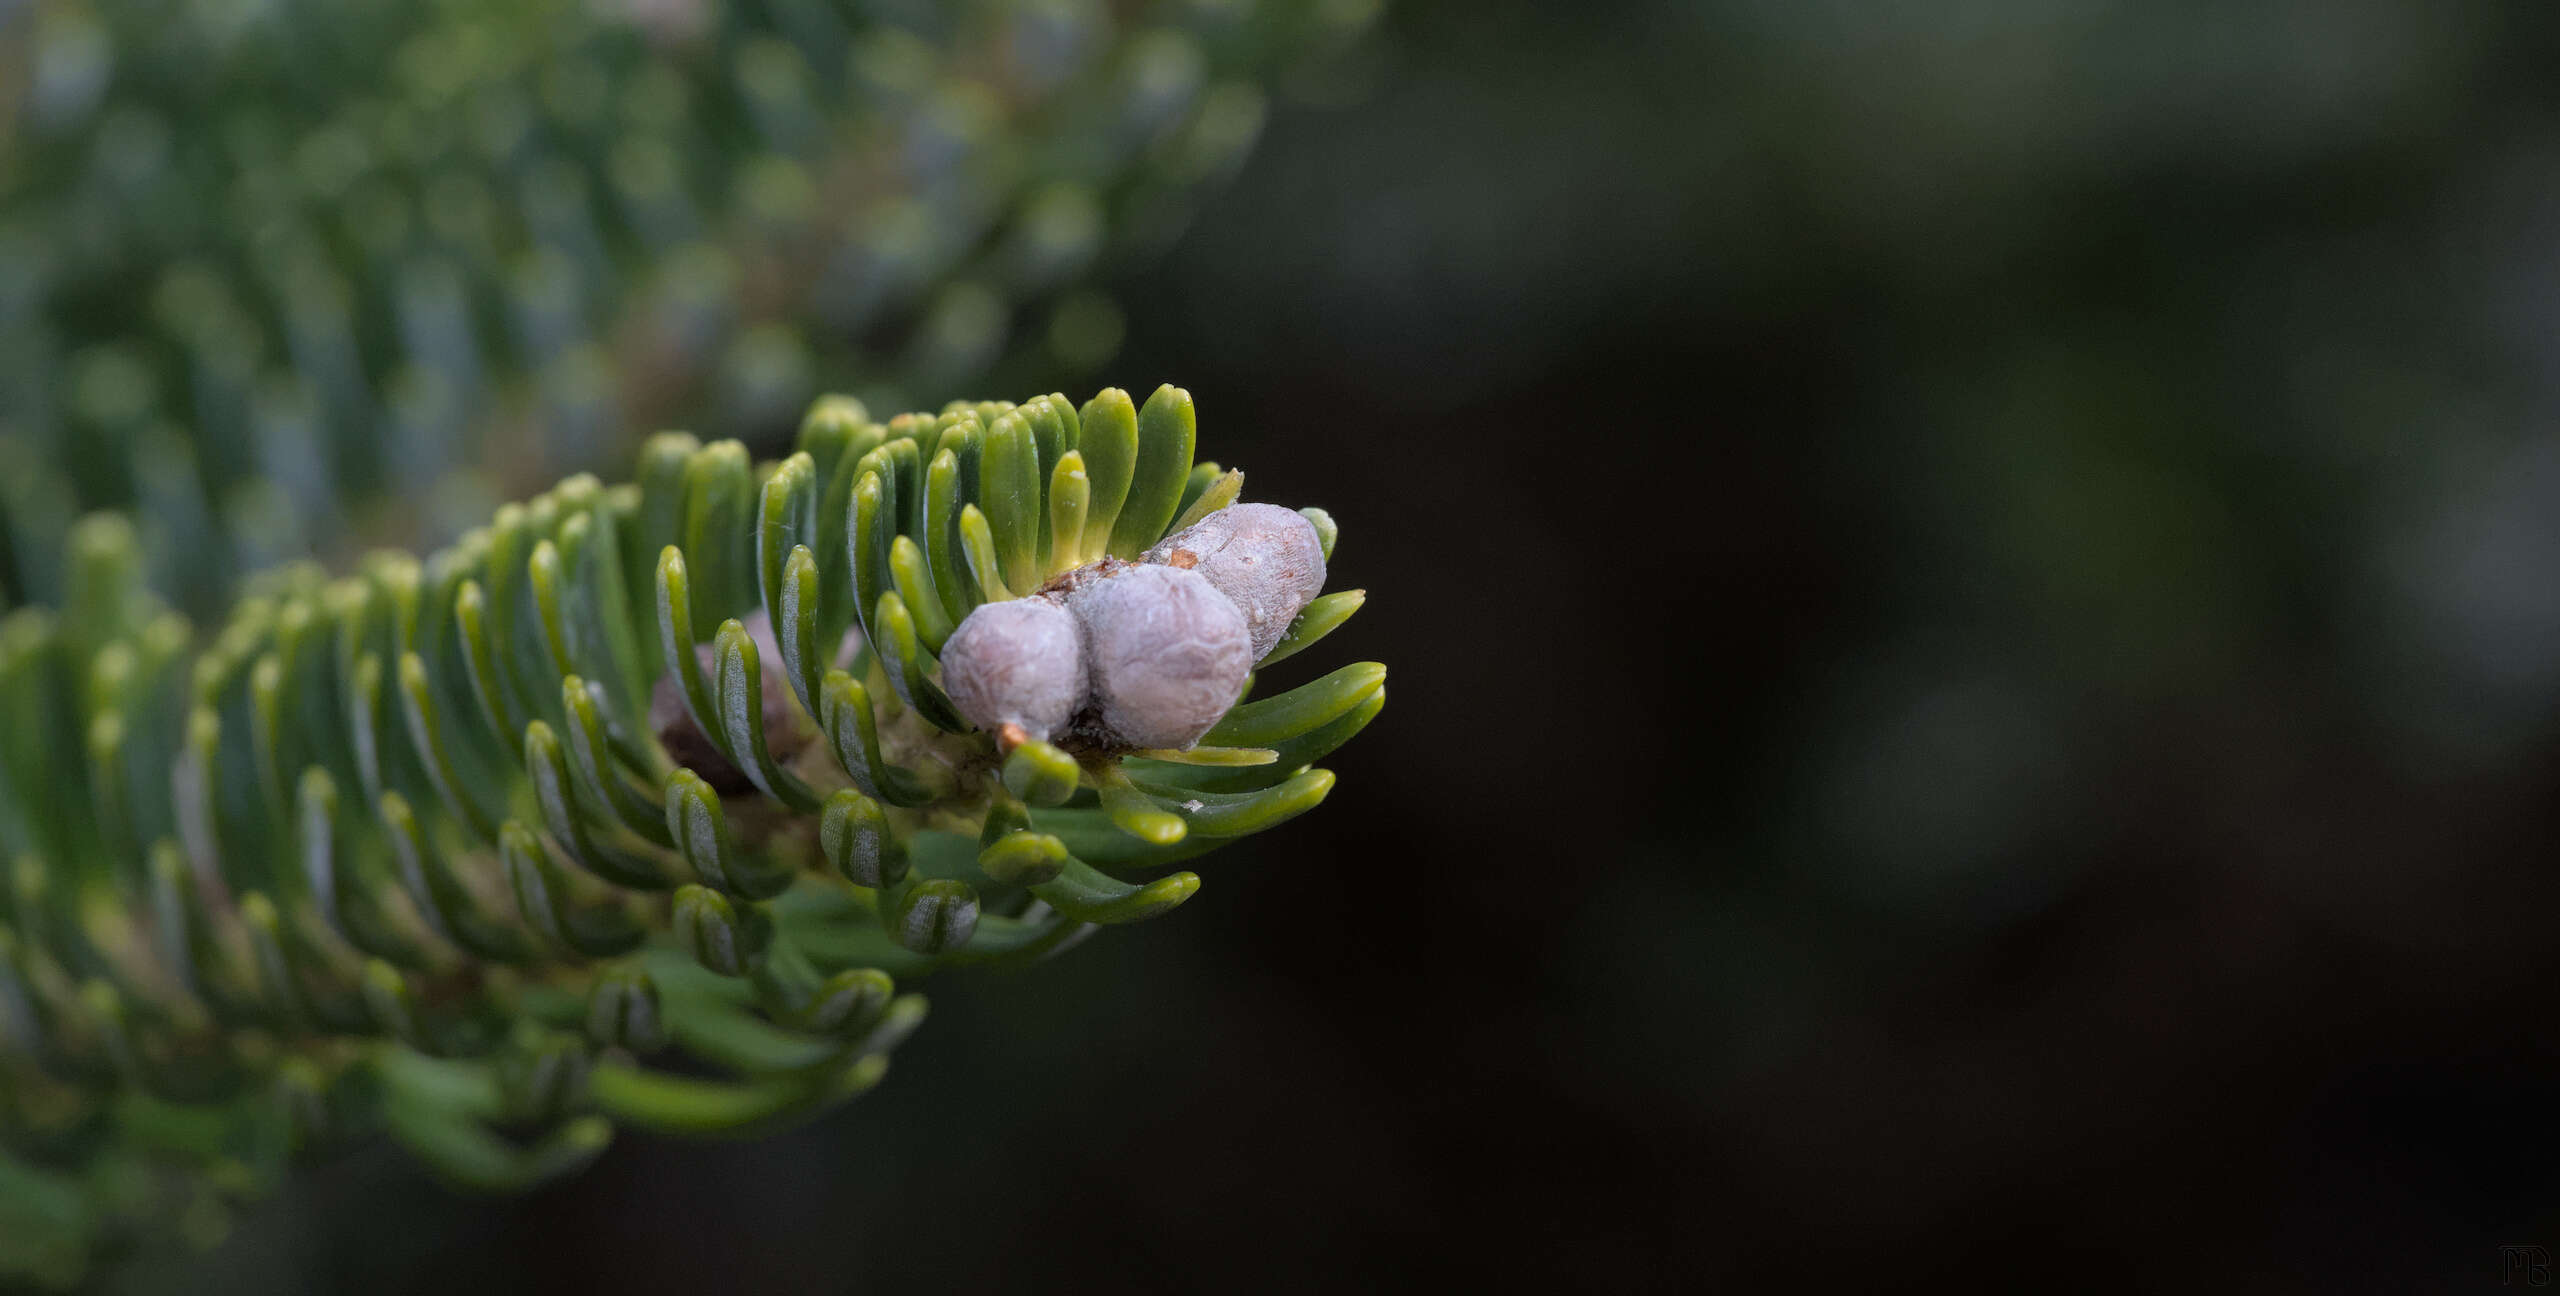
left=2504, top=1245, right=2554, bottom=1287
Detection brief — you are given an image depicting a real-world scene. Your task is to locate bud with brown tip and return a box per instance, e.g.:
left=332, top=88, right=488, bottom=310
left=1144, top=502, right=1325, bottom=661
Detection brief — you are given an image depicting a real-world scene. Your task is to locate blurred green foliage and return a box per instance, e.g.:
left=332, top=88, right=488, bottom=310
left=0, top=0, right=1375, bottom=618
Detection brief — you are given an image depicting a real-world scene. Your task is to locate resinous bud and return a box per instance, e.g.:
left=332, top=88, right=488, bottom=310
left=1144, top=502, right=1325, bottom=661
left=941, top=594, right=1083, bottom=741
left=1069, top=562, right=1250, bottom=750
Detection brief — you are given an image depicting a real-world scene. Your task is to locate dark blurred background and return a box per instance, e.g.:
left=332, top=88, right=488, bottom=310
left=115, top=0, right=2560, bottom=1289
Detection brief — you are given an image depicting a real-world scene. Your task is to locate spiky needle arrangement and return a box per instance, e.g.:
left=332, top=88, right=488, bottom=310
left=0, top=384, right=1384, bottom=1285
